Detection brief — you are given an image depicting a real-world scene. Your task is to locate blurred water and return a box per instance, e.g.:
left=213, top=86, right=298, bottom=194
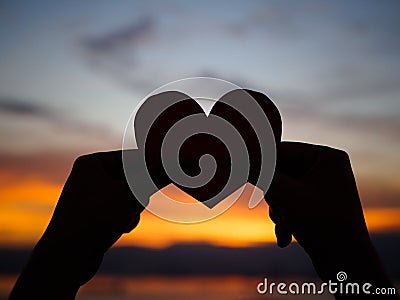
left=3, top=275, right=399, bottom=299
left=1, top=275, right=336, bottom=300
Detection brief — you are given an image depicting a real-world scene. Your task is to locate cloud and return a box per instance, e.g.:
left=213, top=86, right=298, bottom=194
left=0, top=98, right=50, bottom=117
left=75, top=2, right=400, bottom=140
left=0, top=97, right=120, bottom=187
left=0, top=109, right=120, bottom=186
left=334, top=114, right=400, bottom=137
left=358, top=181, right=400, bottom=208
left=279, top=98, right=400, bottom=138
left=0, top=150, right=76, bottom=185
left=82, top=17, right=154, bottom=56
left=80, top=17, right=158, bottom=90
left=0, top=96, right=119, bottom=156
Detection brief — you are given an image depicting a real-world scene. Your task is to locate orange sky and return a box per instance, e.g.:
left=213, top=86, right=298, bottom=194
left=1, top=177, right=399, bottom=249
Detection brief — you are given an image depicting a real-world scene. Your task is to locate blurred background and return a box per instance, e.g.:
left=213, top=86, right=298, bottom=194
left=0, top=0, right=399, bottom=299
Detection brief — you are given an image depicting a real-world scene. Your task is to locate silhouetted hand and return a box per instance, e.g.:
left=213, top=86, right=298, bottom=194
left=10, top=150, right=149, bottom=300
left=267, top=142, right=398, bottom=298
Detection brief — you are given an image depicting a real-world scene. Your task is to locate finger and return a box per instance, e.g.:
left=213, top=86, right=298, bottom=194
left=265, top=170, right=300, bottom=210
left=116, top=179, right=147, bottom=212
left=100, top=150, right=137, bottom=181
left=277, top=142, right=320, bottom=178
left=268, top=205, right=281, bottom=224
left=99, top=150, right=152, bottom=211
left=275, top=223, right=292, bottom=248
left=122, top=213, right=141, bottom=233
left=277, top=142, right=350, bottom=180
left=269, top=206, right=292, bottom=248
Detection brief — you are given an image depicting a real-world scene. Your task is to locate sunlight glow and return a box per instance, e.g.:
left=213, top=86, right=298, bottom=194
left=1, top=180, right=399, bottom=249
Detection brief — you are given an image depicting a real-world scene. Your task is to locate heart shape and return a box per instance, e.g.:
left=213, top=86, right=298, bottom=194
left=133, top=89, right=281, bottom=208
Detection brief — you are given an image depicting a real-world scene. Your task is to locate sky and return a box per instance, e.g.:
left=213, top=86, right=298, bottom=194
left=0, top=0, right=400, bottom=249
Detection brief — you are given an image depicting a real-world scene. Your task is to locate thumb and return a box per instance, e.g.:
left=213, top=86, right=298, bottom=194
left=265, top=170, right=300, bottom=211
left=269, top=206, right=292, bottom=248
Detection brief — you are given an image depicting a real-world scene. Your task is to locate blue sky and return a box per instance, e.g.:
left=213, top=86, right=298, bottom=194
left=0, top=0, right=399, bottom=207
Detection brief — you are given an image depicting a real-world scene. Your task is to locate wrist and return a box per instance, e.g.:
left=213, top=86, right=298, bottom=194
left=9, top=236, right=98, bottom=300
left=296, top=219, right=391, bottom=285
left=309, top=235, right=393, bottom=288
left=34, top=227, right=106, bottom=285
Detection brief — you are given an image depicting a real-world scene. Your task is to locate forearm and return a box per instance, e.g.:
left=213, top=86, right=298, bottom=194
left=307, top=229, right=398, bottom=299
left=9, top=230, right=105, bottom=300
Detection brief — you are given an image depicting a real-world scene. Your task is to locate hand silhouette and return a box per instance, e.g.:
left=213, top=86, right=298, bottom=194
left=10, top=144, right=399, bottom=299
left=10, top=150, right=150, bottom=300
left=267, top=141, right=398, bottom=298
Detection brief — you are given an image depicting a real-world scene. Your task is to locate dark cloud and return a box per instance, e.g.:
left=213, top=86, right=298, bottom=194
left=333, top=115, right=400, bottom=137
left=358, top=181, right=400, bottom=208
left=0, top=150, right=77, bottom=185
left=0, top=96, right=119, bottom=153
left=0, top=98, right=50, bottom=117
left=76, top=2, right=400, bottom=116
left=0, top=109, right=120, bottom=185
left=223, top=1, right=337, bottom=41
left=280, top=99, right=400, bottom=137
left=82, top=17, right=154, bottom=56
left=233, top=1, right=400, bottom=44
left=80, top=17, right=158, bottom=90
left=0, top=98, right=120, bottom=186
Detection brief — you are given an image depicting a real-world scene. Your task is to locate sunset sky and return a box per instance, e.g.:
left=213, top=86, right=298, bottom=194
left=0, top=0, right=399, bottom=249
